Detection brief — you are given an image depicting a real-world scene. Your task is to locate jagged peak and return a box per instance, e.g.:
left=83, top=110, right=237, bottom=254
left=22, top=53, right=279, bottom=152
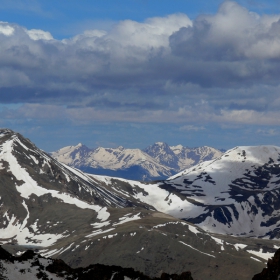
left=0, top=128, right=17, bottom=138
left=0, top=128, right=15, bottom=133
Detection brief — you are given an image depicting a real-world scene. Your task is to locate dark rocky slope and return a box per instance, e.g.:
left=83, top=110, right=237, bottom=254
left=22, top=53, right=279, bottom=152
left=253, top=248, right=280, bottom=280
left=0, top=246, right=193, bottom=280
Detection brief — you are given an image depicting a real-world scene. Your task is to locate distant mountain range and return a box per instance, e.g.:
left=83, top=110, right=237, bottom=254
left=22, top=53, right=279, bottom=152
left=0, top=128, right=277, bottom=280
left=51, top=142, right=223, bottom=180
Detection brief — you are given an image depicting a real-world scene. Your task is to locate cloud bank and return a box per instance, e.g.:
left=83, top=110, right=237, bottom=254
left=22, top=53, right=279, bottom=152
left=1, top=1, right=280, bottom=127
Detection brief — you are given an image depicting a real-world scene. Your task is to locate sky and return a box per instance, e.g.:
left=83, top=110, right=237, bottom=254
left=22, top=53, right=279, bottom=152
left=1, top=0, right=280, bottom=151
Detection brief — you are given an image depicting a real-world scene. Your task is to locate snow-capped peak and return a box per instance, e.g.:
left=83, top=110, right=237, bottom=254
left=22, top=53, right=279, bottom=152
left=165, top=145, right=280, bottom=238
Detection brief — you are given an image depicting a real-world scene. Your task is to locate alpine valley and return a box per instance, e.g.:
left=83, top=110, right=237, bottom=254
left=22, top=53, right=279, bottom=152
left=0, top=128, right=279, bottom=280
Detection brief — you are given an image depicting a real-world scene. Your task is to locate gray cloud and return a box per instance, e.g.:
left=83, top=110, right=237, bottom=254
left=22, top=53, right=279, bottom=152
left=179, top=125, right=205, bottom=131
left=1, top=2, right=280, bottom=128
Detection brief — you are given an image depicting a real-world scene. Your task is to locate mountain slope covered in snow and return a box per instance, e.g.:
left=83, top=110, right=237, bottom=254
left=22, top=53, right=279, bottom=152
left=163, top=146, right=280, bottom=238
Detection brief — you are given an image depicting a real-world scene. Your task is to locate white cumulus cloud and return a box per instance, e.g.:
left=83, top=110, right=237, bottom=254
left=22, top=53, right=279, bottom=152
left=26, top=29, right=53, bottom=41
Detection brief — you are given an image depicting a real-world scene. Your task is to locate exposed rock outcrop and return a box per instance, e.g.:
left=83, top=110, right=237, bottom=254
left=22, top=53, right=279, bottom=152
left=253, top=248, right=280, bottom=280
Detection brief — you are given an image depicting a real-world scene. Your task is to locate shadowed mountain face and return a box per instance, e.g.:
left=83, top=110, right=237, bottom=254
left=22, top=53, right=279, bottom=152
left=51, top=142, right=222, bottom=181
left=0, top=129, right=279, bottom=280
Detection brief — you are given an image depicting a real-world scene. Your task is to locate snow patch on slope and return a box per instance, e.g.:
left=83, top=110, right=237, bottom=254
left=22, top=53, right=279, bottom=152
left=0, top=204, right=68, bottom=246
left=247, top=249, right=275, bottom=260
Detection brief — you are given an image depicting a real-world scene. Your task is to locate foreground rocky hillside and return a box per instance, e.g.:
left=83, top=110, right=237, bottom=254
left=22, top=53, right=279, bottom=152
left=0, top=246, right=194, bottom=280
left=51, top=142, right=222, bottom=181
left=0, top=129, right=279, bottom=280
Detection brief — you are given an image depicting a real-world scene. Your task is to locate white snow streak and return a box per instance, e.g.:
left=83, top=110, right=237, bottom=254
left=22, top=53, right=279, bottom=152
left=179, top=241, right=215, bottom=258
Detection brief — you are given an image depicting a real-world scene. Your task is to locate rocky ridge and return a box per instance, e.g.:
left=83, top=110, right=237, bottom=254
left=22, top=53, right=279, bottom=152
left=252, top=248, right=280, bottom=280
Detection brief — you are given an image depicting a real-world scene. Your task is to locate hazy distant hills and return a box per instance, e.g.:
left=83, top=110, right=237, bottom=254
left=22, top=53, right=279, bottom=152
left=0, top=128, right=277, bottom=280
left=51, top=142, right=223, bottom=181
